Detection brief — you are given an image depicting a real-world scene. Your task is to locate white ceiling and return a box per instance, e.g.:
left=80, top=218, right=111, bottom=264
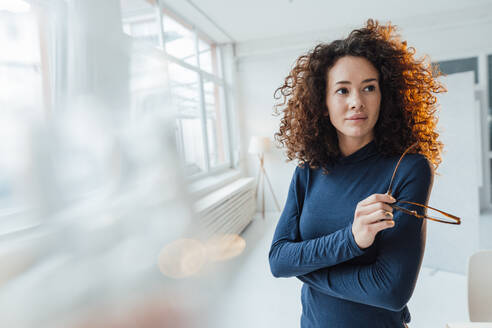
left=163, top=0, right=492, bottom=44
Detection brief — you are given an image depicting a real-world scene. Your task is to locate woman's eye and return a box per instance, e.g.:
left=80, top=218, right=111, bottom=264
left=364, top=85, right=376, bottom=92
left=336, top=88, right=348, bottom=95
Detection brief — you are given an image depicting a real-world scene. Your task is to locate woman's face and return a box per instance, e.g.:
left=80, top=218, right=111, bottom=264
left=325, top=56, right=381, bottom=146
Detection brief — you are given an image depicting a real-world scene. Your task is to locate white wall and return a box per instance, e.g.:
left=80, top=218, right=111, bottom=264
left=236, top=19, right=492, bottom=214
left=425, top=71, right=479, bottom=273
left=237, top=51, right=301, bottom=212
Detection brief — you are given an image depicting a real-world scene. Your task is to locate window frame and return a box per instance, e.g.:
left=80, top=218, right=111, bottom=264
left=141, top=1, right=235, bottom=181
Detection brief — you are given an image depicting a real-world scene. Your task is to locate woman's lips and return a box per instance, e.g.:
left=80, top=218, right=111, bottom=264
left=346, top=117, right=367, bottom=121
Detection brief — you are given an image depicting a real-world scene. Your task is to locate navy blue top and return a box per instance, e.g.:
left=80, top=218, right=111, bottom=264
left=268, top=140, right=433, bottom=328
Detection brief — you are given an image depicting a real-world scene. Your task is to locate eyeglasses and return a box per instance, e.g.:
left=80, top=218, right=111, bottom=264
left=386, top=143, right=461, bottom=225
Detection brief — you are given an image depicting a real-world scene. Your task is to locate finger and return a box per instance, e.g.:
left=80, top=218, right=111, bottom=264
left=371, top=219, right=395, bottom=233
left=357, top=202, right=393, bottom=216
left=358, top=193, right=396, bottom=207
left=361, top=209, right=394, bottom=224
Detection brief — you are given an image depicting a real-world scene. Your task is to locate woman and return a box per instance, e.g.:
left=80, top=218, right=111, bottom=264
left=268, top=19, right=445, bottom=328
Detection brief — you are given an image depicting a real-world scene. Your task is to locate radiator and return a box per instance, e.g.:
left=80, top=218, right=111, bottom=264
left=193, top=177, right=256, bottom=237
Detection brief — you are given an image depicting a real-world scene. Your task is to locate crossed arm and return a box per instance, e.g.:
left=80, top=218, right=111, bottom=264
left=268, top=167, right=366, bottom=278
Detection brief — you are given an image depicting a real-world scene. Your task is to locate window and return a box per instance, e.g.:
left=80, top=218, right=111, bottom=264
left=0, top=7, right=44, bottom=120
left=203, top=77, right=229, bottom=168
left=121, top=0, right=232, bottom=178
left=120, top=0, right=160, bottom=48
left=162, top=15, right=196, bottom=66
left=169, top=62, right=206, bottom=175
left=0, top=4, right=46, bottom=233
left=199, top=37, right=219, bottom=75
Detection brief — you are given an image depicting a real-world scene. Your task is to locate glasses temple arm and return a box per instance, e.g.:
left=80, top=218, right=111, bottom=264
left=386, top=142, right=419, bottom=195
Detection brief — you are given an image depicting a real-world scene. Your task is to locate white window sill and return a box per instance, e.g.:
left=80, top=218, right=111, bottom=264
left=187, top=169, right=243, bottom=200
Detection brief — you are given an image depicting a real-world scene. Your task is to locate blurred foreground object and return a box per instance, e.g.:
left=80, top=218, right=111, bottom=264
left=0, top=0, right=249, bottom=327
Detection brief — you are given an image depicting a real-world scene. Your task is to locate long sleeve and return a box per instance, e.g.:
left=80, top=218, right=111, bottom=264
left=268, top=166, right=366, bottom=278
left=296, top=156, right=433, bottom=311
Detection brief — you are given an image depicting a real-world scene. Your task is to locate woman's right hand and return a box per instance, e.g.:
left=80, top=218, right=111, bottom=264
left=351, top=193, right=397, bottom=249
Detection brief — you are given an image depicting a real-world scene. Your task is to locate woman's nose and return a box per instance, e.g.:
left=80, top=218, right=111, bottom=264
left=349, top=92, right=364, bottom=110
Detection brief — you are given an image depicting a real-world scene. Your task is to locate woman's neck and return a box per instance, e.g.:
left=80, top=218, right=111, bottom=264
left=338, top=135, right=374, bottom=157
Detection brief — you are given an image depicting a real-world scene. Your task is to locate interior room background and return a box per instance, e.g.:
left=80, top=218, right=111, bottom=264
left=1, top=0, right=492, bottom=327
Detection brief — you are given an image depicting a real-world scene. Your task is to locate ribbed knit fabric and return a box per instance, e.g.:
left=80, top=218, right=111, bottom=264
left=269, top=140, right=433, bottom=328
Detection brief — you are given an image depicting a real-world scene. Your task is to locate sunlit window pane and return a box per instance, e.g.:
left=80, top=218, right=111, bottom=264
left=120, top=3, right=230, bottom=175
left=169, top=63, right=205, bottom=175
left=203, top=79, right=228, bottom=168
left=0, top=12, right=39, bottom=62
left=163, top=14, right=196, bottom=66
left=199, top=37, right=219, bottom=76
left=129, top=49, right=169, bottom=116
left=120, top=0, right=160, bottom=48
left=0, top=11, right=43, bottom=119
left=0, top=9, right=44, bottom=233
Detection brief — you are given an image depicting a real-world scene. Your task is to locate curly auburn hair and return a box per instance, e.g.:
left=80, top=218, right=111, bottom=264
left=273, top=19, right=445, bottom=173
